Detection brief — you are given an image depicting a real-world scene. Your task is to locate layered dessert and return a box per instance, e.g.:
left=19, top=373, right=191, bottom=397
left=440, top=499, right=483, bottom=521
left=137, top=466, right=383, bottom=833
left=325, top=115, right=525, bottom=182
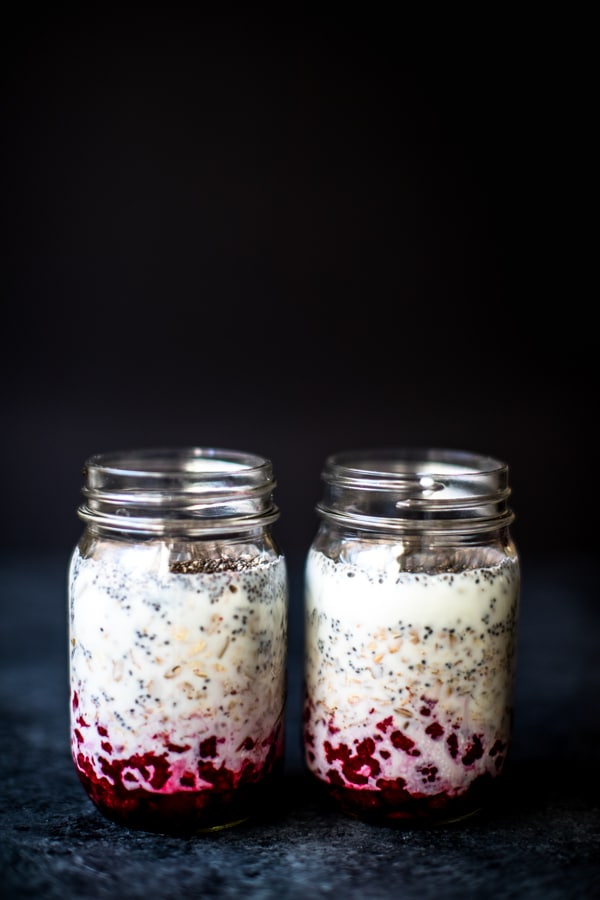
left=303, top=543, right=520, bottom=824
left=69, top=538, right=288, bottom=833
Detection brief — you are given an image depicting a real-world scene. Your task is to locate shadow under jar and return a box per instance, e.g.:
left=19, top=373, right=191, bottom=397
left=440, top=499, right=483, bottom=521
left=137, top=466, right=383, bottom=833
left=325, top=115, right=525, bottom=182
left=68, top=448, right=288, bottom=835
left=303, top=448, right=520, bottom=826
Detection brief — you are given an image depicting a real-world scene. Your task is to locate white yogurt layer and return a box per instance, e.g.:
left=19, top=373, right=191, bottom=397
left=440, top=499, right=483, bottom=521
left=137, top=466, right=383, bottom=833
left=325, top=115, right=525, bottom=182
left=304, top=546, right=520, bottom=797
left=69, top=540, right=287, bottom=794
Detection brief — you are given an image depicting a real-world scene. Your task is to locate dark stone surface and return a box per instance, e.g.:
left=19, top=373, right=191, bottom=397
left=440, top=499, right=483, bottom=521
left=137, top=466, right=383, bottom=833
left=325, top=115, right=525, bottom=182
left=1, top=553, right=599, bottom=899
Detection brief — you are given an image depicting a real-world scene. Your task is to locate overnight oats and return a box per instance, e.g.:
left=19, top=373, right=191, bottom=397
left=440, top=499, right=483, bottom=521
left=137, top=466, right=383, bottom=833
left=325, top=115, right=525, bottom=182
left=68, top=448, right=288, bottom=834
left=303, top=449, right=520, bottom=826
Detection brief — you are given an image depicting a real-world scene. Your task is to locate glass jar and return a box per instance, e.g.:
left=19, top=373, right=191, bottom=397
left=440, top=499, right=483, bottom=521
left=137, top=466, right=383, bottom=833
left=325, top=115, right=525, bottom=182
left=303, top=448, right=520, bottom=826
left=68, top=447, right=288, bottom=834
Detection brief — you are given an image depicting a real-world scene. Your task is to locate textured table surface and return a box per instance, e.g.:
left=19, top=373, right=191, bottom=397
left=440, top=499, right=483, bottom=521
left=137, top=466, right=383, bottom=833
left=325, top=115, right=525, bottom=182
left=1, top=552, right=599, bottom=900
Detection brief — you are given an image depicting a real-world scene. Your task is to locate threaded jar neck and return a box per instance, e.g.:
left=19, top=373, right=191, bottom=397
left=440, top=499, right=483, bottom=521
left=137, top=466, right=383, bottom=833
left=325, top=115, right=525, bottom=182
left=78, top=447, right=280, bottom=536
left=316, top=448, right=514, bottom=535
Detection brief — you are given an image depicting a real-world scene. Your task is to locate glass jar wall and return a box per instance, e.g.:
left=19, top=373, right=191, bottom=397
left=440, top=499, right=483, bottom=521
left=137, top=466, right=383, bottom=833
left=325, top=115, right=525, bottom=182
left=303, top=448, right=520, bottom=826
left=68, top=448, right=288, bottom=834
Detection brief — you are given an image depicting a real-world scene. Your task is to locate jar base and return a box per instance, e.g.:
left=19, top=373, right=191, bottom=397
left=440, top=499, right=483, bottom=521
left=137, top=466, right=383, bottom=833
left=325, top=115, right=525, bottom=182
left=76, top=764, right=284, bottom=836
left=340, top=803, right=485, bottom=829
left=311, top=771, right=500, bottom=828
left=94, top=807, right=253, bottom=836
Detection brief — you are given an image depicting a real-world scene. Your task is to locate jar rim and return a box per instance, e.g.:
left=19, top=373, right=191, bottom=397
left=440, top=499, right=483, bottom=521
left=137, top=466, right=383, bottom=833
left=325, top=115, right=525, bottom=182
left=316, top=447, right=514, bottom=533
left=83, top=447, right=273, bottom=480
left=78, top=446, right=280, bottom=535
left=322, top=447, right=508, bottom=483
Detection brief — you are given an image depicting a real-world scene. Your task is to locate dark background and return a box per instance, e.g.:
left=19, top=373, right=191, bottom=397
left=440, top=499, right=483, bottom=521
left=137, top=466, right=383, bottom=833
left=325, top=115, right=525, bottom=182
left=1, top=7, right=592, bottom=576
left=1, top=14, right=598, bottom=897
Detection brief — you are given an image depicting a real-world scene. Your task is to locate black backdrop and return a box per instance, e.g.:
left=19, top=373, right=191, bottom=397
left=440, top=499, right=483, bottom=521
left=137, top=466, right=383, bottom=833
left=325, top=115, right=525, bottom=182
left=1, top=8, right=592, bottom=573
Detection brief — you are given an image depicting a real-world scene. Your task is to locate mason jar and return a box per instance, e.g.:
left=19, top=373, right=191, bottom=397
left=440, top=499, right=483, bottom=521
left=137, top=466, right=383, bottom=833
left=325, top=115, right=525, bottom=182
left=68, top=447, right=288, bottom=834
left=303, top=448, right=520, bottom=826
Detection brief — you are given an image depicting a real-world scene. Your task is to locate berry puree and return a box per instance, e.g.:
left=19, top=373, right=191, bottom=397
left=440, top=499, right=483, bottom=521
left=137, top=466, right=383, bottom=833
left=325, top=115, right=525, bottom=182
left=69, top=540, right=287, bottom=833
left=303, top=546, right=520, bottom=824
